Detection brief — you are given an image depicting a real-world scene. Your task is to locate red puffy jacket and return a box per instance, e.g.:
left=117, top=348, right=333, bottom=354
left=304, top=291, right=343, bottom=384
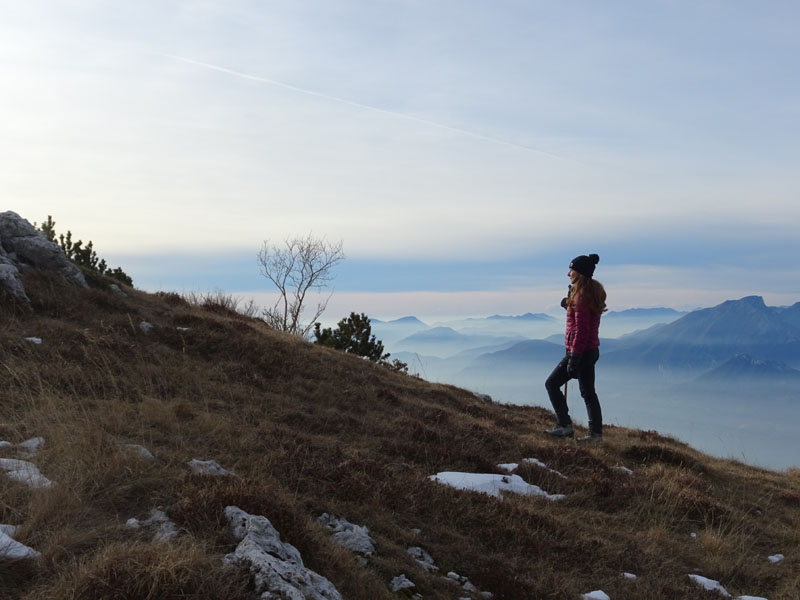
left=565, top=296, right=601, bottom=354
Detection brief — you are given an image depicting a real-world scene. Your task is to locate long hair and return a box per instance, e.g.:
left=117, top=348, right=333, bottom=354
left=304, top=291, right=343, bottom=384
left=568, top=273, right=607, bottom=316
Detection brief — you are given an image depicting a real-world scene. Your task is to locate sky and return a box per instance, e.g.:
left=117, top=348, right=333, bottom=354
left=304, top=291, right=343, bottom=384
left=2, top=1, right=799, bottom=321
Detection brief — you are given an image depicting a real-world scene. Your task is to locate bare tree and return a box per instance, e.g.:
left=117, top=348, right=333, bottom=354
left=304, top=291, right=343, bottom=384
left=257, top=234, right=344, bottom=337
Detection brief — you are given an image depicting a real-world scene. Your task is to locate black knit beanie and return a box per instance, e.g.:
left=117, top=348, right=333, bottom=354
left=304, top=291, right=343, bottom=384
left=570, top=253, right=600, bottom=278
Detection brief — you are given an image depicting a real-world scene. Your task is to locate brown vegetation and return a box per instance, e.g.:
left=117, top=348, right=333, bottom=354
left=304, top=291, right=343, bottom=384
left=1, top=270, right=799, bottom=599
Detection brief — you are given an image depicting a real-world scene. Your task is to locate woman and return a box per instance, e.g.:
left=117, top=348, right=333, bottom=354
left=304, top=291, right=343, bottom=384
left=544, top=253, right=607, bottom=442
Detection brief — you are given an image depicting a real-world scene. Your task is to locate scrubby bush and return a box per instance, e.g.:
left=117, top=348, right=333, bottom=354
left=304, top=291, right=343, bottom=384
left=314, top=312, right=408, bottom=373
left=37, top=215, right=133, bottom=286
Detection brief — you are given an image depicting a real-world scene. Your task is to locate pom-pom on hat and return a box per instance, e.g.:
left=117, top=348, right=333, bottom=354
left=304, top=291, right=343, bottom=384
left=570, top=254, right=600, bottom=278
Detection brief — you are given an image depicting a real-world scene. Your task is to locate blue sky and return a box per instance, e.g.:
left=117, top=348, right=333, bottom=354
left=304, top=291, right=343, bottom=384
left=3, top=1, right=799, bottom=320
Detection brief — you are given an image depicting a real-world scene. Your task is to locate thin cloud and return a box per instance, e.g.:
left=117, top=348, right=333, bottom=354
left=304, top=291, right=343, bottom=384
left=162, top=53, right=569, bottom=161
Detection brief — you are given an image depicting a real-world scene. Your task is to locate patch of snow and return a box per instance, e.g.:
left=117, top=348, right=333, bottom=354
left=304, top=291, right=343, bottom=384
left=688, top=574, right=731, bottom=597
left=612, top=465, right=634, bottom=476
left=497, top=462, right=519, bottom=472
left=187, top=458, right=228, bottom=476
left=223, top=505, right=342, bottom=600
left=24, top=337, right=42, bottom=344
left=124, top=444, right=155, bottom=460
left=523, top=457, right=567, bottom=478
left=109, top=284, right=127, bottom=297
left=430, top=472, right=565, bottom=501
left=622, top=572, right=637, bottom=580
left=18, top=437, right=44, bottom=457
left=177, top=327, right=190, bottom=332
left=139, top=321, right=153, bottom=334
left=0, top=441, right=12, bottom=448
left=390, top=574, right=415, bottom=592
left=767, top=553, right=784, bottom=563
left=129, top=509, right=178, bottom=542
left=691, top=532, right=697, bottom=539
left=0, top=527, right=40, bottom=560
left=0, top=458, right=54, bottom=489
left=734, top=596, right=769, bottom=600
left=317, top=513, right=375, bottom=555
left=582, top=591, right=610, bottom=600
left=408, top=546, right=438, bottom=571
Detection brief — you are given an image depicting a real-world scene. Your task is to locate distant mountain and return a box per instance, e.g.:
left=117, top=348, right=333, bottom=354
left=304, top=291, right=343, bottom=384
left=696, top=354, right=800, bottom=382
left=605, top=308, right=686, bottom=320
left=371, top=316, right=430, bottom=346
left=394, top=327, right=525, bottom=358
left=486, top=313, right=557, bottom=322
left=604, top=296, right=800, bottom=376
left=600, top=307, right=687, bottom=338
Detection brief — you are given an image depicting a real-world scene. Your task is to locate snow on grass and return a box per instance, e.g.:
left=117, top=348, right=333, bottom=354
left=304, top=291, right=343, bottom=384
left=0, top=458, right=53, bottom=489
left=767, top=553, right=784, bottom=563
left=0, top=526, right=40, bottom=560
left=622, top=572, right=637, bottom=580
left=688, top=574, right=731, bottom=597
left=24, top=337, right=42, bottom=344
left=430, top=472, right=565, bottom=501
left=497, top=458, right=567, bottom=479
left=17, top=437, right=44, bottom=457
left=582, top=591, right=610, bottom=600
left=612, top=465, right=634, bottom=476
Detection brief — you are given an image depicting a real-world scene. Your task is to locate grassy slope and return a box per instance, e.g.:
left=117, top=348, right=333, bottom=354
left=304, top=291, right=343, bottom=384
left=1, top=270, right=799, bottom=600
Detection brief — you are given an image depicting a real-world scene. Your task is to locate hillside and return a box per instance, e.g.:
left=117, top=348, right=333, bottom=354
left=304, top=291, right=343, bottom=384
left=2, top=271, right=799, bottom=599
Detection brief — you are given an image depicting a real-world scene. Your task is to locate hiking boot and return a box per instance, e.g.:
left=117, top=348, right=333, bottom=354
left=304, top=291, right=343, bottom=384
left=544, top=424, right=574, bottom=438
left=577, top=432, right=603, bottom=443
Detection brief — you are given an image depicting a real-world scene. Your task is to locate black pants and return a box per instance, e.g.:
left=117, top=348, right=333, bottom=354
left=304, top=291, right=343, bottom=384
left=545, top=348, right=602, bottom=435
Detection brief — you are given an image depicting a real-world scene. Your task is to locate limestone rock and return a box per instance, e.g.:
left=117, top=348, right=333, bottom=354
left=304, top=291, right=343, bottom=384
left=223, top=506, right=342, bottom=600
left=0, top=212, right=87, bottom=305
left=317, top=513, right=376, bottom=555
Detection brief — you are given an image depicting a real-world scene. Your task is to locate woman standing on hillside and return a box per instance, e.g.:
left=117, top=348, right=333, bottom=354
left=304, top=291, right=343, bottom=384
left=544, top=254, right=607, bottom=442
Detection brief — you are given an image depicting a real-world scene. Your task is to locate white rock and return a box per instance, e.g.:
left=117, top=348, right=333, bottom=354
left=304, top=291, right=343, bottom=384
left=317, top=513, right=376, bottom=555
left=0, top=529, right=40, bottom=560
left=124, top=444, right=155, bottom=460
left=481, top=592, right=494, bottom=599
left=687, top=574, right=731, bottom=597
left=767, top=553, right=784, bottom=563
left=690, top=532, right=697, bottom=539
left=463, top=580, right=479, bottom=592
left=734, top=596, right=769, bottom=600
left=188, top=458, right=228, bottom=476
left=109, top=284, right=127, bottom=297
left=408, top=546, right=438, bottom=571
left=612, top=465, right=634, bottom=476
left=224, top=506, right=343, bottom=600
left=0, top=441, right=12, bottom=448
left=139, top=321, right=154, bottom=334
left=18, top=437, right=44, bottom=457
left=24, top=337, right=42, bottom=344
left=582, top=592, right=610, bottom=600
left=177, top=327, right=190, bottom=332
left=125, top=518, right=140, bottom=529
left=390, top=574, right=415, bottom=592
left=622, top=572, right=637, bottom=580
left=0, top=458, right=54, bottom=488
left=430, top=472, right=565, bottom=501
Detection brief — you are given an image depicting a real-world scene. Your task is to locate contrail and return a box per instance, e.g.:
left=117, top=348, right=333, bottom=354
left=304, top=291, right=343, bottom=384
left=163, top=54, right=567, bottom=160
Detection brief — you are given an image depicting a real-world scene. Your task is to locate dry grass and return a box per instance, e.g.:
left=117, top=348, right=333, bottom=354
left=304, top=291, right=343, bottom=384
left=1, top=270, right=799, bottom=599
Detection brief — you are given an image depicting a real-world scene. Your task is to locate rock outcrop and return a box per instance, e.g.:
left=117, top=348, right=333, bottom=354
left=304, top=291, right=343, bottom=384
left=223, top=506, right=342, bottom=600
left=0, top=211, right=87, bottom=305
